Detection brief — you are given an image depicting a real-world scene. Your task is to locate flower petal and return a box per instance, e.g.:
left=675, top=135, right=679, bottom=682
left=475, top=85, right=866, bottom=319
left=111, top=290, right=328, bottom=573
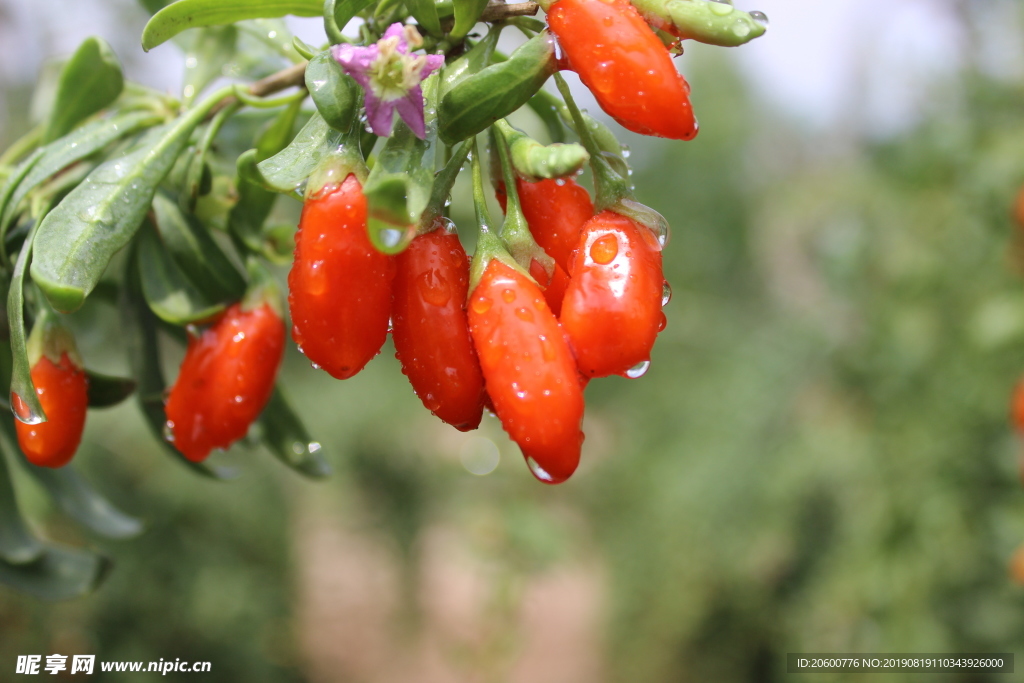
left=394, top=87, right=427, bottom=139
left=382, top=23, right=408, bottom=53
left=366, top=96, right=397, bottom=137
left=421, top=54, right=445, bottom=79
left=332, top=44, right=377, bottom=89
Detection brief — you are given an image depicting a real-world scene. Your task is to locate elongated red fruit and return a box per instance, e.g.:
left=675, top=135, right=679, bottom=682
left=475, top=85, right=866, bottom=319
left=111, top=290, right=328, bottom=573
left=14, top=354, right=87, bottom=468
left=289, top=174, right=394, bottom=379
left=561, top=211, right=664, bottom=377
left=468, top=259, right=584, bottom=483
left=392, top=222, right=485, bottom=430
left=496, top=177, right=594, bottom=272
left=166, top=302, right=284, bottom=462
left=548, top=0, right=698, bottom=140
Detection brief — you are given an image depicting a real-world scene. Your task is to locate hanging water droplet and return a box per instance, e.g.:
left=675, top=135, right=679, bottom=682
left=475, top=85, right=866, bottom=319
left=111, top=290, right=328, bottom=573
left=440, top=217, right=457, bottom=234
left=749, top=10, right=769, bottom=28
left=661, top=281, right=672, bottom=306
left=621, top=145, right=631, bottom=159
left=526, top=457, right=554, bottom=482
left=555, top=178, right=567, bottom=186
left=379, top=228, right=403, bottom=248
left=311, top=361, right=322, bottom=370
left=11, top=392, right=44, bottom=424
left=625, top=360, right=650, bottom=379
left=291, top=441, right=305, bottom=455
left=387, top=316, right=394, bottom=332
left=308, top=441, right=322, bottom=454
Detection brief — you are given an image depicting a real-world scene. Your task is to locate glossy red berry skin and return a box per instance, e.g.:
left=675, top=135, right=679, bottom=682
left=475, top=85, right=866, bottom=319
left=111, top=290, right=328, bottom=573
left=561, top=211, right=664, bottom=377
left=497, top=178, right=594, bottom=272
left=468, top=259, right=584, bottom=483
left=548, top=0, right=698, bottom=140
left=529, top=258, right=571, bottom=318
left=392, top=223, right=485, bottom=431
left=13, top=354, right=87, bottom=468
left=1012, top=378, right=1024, bottom=433
left=289, top=174, right=394, bottom=379
left=165, top=302, right=285, bottom=462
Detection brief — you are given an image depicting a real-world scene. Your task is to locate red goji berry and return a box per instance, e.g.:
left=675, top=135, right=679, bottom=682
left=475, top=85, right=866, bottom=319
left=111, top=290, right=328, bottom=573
left=165, top=302, right=284, bottom=462
left=289, top=174, right=394, bottom=379
left=561, top=211, right=664, bottom=377
left=392, top=221, right=485, bottom=430
left=468, top=259, right=584, bottom=483
left=13, top=353, right=87, bottom=468
left=548, top=0, right=698, bottom=140
left=497, top=177, right=594, bottom=273
left=1012, top=377, right=1024, bottom=433
left=529, top=258, right=571, bottom=317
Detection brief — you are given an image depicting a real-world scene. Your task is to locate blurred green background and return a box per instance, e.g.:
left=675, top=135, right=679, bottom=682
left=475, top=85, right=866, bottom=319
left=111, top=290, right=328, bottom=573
left=3, top=0, right=1024, bottom=681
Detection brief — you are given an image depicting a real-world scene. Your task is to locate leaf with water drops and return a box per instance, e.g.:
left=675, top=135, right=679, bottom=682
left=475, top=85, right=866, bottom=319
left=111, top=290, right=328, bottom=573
left=8, top=225, right=45, bottom=425
left=31, top=105, right=212, bottom=313
left=257, top=387, right=331, bottom=479
left=0, top=111, right=163, bottom=253
left=305, top=49, right=361, bottom=133
left=256, top=111, right=347, bottom=195
left=631, top=0, right=767, bottom=47
left=85, top=371, right=137, bottom=408
left=497, top=119, right=588, bottom=181
left=43, top=37, right=124, bottom=144
left=121, top=242, right=239, bottom=480
left=0, top=542, right=110, bottom=600
left=0, top=450, right=42, bottom=565
left=182, top=26, right=238, bottom=106
left=142, top=0, right=323, bottom=51
left=438, top=32, right=558, bottom=145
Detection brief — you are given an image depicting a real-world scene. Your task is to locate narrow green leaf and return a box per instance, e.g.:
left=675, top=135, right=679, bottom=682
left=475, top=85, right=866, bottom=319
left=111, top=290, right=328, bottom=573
left=305, top=50, right=360, bottom=133
left=137, top=222, right=227, bottom=325
left=408, top=0, right=441, bottom=35
left=9, top=446, right=143, bottom=540
left=451, top=0, right=490, bottom=40
left=0, top=111, right=163, bottom=250
left=439, top=32, right=557, bottom=145
left=8, top=226, right=44, bottom=423
left=0, top=451, right=42, bottom=565
left=182, top=26, right=238, bottom=106
left=0, top=149, right=44, bottom=263
left=32, top=103, right=213, bottom=313
left=0, top=543, right=109, bottom=600
left=258, top=387, right=330, bottom=478
left=85, top=371, right=136, bottom=408
left=143, top=0, right=323, bottom=51
left=43, top=38, right=124, bottom=144
left=256, top=111, right=344, bottom=194
left=324, top=0, right=375, bottom=42
left=120, top=243, right=238, bottom=480
left=151, top=192, right=246, bottom=302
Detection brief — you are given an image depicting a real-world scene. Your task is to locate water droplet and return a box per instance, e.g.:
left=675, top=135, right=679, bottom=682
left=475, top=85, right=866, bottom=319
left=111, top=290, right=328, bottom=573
left=539, top=335, right=557, bottom=361
left=440, top=217, right=457, bottom=234
left=471, top=296, right=492, bottom=314
left=163, top=420, right=176, bottom=442
left=460, top=437, right=500, bottom=475
left=709, top=1, right=734, bottom=15
left=308, top=441, right=322, bottom=454
left=232, top=331, right=246, bottom=343
left=311, top=361, right=322, bottom=370
left=418, top=269, right=452, bottom=307
left=267, top=30, right=278, bottom=39
left=733, top=21, right=751, bottom=38
left=233, top=395, right=244, bottom=403
left=657, top=312, right=667, bottom=331
left=515, top=307, right=533, bottom=322
left=621, top=145, right=631, bottom=159
left=555, top=178, right=567, bottom=186
left=291, top=442, right=305, bottom=455
left=625, top=360, right=650, bottom=379
left=294, top=178, right=309, bottom=197
left=379, top=228, right=403, bottom=248
left=589, top=234, right=619, bottom=265
left=526, top=457, right=554, bottom=482
left=185, top=57, right=198, bottom=69
left=661, top=281, right=672, bottom=306
left=387, top=316, right=394, bottom=332
left=749, top=10, right=769, bottom=28
left=11, top=392, right=44, bottom=424
left=501, top=288, right=516, bottom=303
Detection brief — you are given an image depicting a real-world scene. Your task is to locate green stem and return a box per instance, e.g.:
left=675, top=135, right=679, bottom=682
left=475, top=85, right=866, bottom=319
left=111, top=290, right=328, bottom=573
left=0, top=126, right=43, bottom=169
left=232, top=85, right=308, bottom=109
left=323, top=0, right=347, bottom=45
left=491, top=124, right=553, bottom=275
left=421, top=140, right=470, bottom=231
left=468, top=137, right=524, bottom=291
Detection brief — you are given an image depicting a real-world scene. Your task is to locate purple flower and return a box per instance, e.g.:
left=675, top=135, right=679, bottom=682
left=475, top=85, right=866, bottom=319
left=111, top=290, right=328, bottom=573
left=332, top=24, right=445, bottom=139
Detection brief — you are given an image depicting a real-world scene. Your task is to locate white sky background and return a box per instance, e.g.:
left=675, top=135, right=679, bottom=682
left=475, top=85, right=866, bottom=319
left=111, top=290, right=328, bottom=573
left=0, top=0, right=1012, bottom=143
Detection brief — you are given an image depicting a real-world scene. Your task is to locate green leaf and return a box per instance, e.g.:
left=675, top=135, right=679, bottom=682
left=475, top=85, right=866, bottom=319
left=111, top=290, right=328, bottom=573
left=8, top=226, right=44, bottom=423
left=142, top=0, right=323, bottom=51
left=451, top=0, right=490, bottom=40
left=137, top=222, right=227, bottom=325
left=0, top=451, right=42, bottom=565
left=0, top=148, right=44, bottom=261
left=12, top=455, right=143, bottom=540
left=305, top=50, right=361, bottom=133
left=43, top=38, right=124, bottom=144
left=32, top=104, right=213, bottom=313
left=438, top=32, right=557, bottom=145
left=0, top=111, right=163, bottom=250
left=498, top=119, right=588, bottom=181
left=182, top=26, right=238, bottom=106
left=362, top=75, right=439, bottom=253
left=151, top=192, right=246, bottom=302
left=0, top=543, right=109, bottom=601
left=256, top=111, right=345, bottom=194
left=258, top=387, right=330, bottom=478
left=120, top=243, right=238, bottom=480
left=408, top=0, right=441, bottom=36
left=324, top=0, right=375, bottom=43
left=85, top=371, right=137, bottom=408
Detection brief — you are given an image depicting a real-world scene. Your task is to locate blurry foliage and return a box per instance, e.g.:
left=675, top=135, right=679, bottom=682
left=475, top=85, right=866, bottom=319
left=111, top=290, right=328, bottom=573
left=3, top=5, right=1024, bottom=683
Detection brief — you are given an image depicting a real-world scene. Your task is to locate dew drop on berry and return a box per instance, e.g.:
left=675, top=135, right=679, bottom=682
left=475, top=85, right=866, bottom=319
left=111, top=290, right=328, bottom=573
left=418, top=269, right=452, bottom=307
left=590, top=234, right=619, bottom=265
left=625, top=360, right=650, bottom=379
left=501, top=288, right=516, bottom=303
left=11, top=392, right=44, bottom=424
left=163, top=420, right=176, bottom=443
left=662, top=281, right=672, bottom=306
left=515, top=307, right=534, bottom=322
left=471, top=296, right=492, bottom=314
left=526, top=456, right=555, bottom=483
left=657, top=312, right=667, bottom=331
